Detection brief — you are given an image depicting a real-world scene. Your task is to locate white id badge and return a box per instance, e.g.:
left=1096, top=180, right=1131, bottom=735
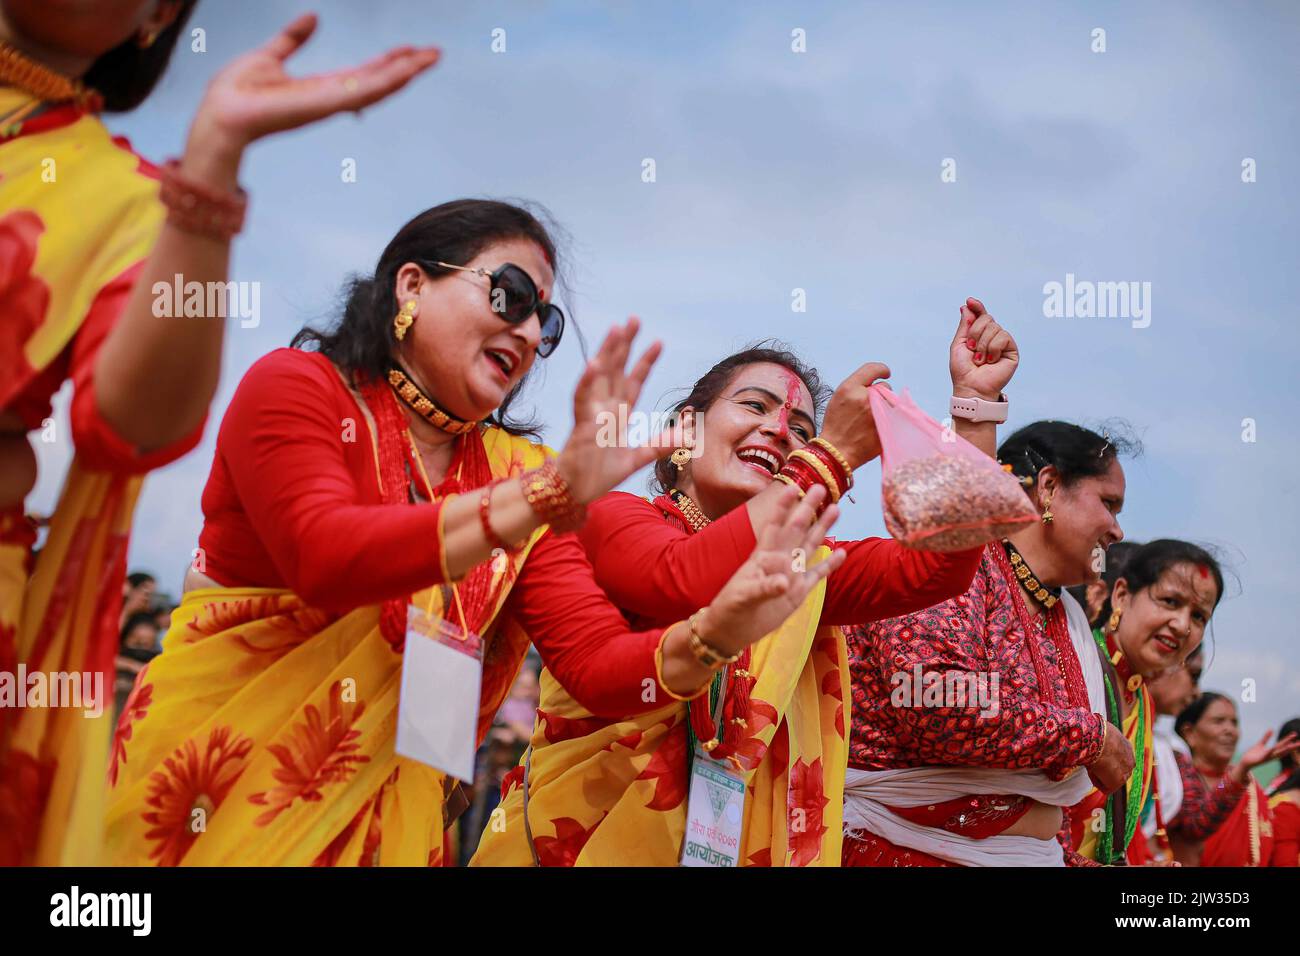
left=680, top=748, right=746, bottom=867
left=394, top=604, right=482, bottom=783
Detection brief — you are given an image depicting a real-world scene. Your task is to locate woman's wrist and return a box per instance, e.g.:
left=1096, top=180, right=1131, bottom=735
left=951, top=382, right=1004, bottom=403
left=181, top=115, right=247, bottom=192
left=657, top=623, right=715, bottom=700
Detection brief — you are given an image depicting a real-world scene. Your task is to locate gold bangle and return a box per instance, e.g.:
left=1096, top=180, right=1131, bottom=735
left=654, top=626, right=711, bottom=702
left=687, top=610, right=741, bottom=669
left=809, top=437, right=853, bottom=486
left=788, top=449, right=841, bottom=503
left=773, top=473, right=805, bottom=497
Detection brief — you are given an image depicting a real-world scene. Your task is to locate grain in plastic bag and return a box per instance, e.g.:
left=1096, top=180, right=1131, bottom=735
left=868, top=383, right=1036, bottom=551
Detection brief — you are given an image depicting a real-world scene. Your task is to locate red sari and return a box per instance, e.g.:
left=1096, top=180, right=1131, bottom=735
left=1268, top=789, right=1300, bottom=867
left=471, top=490, right=982, bottom=866
left=1199, top=777, right=1274, bottom=867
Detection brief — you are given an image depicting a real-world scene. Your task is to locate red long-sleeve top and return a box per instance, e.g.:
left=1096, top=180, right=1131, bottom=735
left=196, top=348, right=666, bottom=719
left=577, top=491, right=982, bottom=630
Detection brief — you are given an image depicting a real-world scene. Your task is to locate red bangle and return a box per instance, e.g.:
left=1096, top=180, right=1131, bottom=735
left=776, top=457, right=831, bottom=515
left=159, top=158, right=248, bottom=240
left=478, top=481, right=514, bottom=552
left=805, top=439, right=853, bottom=493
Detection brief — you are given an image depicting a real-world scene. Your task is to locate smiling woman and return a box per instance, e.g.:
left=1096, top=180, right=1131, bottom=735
left=1065, top=538, right=1226, bottom=864
left=473, top=301, right=1017, bottom=868
left=101, top=198, right=846, bottom=866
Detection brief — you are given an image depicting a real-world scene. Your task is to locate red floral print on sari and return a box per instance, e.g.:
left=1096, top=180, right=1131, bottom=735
left=534, top=815, right=603, bottom=867
left=0, top=209, right=49, bottom=405
left=0, top=751, right=54, bottom=866
left=728, top=698, right=779, bottom=773
left=108, top=665, right=152, bottom=787
left=311, top=795, right=375, bottom=867
left=248, top=681, right=370, bottom=826
left=0, top=619, right=16, bottom=740
left=501, top=764, right=525, bottom=799
left=821, top=667, right=845, bottom=740
left=183, top=595, right=290, bottom=642
left=786, top=757, right=829, bottom=867
left=538, top=708, right=608, bottom=744
left=635, top=719, right=689, bottom=811
left=230, top=606, right=335, bottom=658
left=142, top=726, right=253, bottom=866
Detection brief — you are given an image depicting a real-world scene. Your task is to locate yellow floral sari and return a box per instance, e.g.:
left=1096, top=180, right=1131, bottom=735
left=0, top=90, right=163, bottom=866
left=103, top=428, right=547, bottom=866
left=472, top=545, right=848, bottom=867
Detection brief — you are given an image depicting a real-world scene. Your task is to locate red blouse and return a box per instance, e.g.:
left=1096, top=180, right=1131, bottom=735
left=1168, top=748, right=1246, bottom=841
left=846, top=545, right=1106, bottom=778
left=196, top=348, right=667, bottom=719
left=1269, top=793, right=1300, bottom=867
left=577, top=491, right=983, bottom=629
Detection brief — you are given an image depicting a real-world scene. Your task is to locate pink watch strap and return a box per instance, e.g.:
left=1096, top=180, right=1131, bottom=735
left=950, top=392, right=1009, bottom=424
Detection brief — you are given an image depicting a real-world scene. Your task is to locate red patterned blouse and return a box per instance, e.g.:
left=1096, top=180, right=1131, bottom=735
left=847, top=544, right=1106, bottom=777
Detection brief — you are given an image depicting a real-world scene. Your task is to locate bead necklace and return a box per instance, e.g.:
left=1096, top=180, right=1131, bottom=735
left=1091, top=627, right=1148, bottom=863
left=666, top=490, right=753, bottom=767
left=0, top=41, right=102, bottom=137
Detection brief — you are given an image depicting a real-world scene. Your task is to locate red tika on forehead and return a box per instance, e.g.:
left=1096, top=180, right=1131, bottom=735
left=777, top=368, right=801, bottom=439
left=1197, top=564, right=1210, bottom=579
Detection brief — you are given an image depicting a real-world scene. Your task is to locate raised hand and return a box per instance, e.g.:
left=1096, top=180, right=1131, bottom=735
left=950, top=297, right=1019, bottom=401
left=192, top=13, right=441, bottom=151
left=1234, top=731, right=1300, bottom=782
left=818, top=361, right=891, bottom=470
left=698, top=484, right=846, bottom=655
left=555, top=317, right=670, bottom=504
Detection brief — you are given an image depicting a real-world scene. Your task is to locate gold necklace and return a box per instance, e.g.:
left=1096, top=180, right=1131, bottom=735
left=668, top=488, right=711, bottom=533
left=1002, top=539, right=1060, bottom=610
left=387, top=366, right=478, bottom=436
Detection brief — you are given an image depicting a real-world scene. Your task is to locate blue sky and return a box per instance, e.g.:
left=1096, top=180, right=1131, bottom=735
left=31, top=1, right=1300, bottom=742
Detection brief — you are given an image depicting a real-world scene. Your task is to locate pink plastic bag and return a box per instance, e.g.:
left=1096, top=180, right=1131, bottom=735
left=868, top=384, right=1036, bottom=551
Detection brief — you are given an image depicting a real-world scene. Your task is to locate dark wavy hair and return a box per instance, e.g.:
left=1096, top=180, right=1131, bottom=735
left=292, top=199, right=566, bottom=438
left=997, top=419, right=1139, bottom=491
left=1273, top=717, right=1300, bottom=795
left=650, top=342, right=830, bottom=495
left=84, top=1, right=200, bottom=112
left=1175, top=691, right=1232, bottom=742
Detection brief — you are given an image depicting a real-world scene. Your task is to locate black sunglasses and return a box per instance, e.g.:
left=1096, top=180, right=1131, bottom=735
left=433, top=260, right=565, bottom=358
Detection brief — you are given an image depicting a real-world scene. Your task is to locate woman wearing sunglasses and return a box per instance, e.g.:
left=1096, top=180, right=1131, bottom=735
left=472, top=300, right=1018, bottom=867
left=102, top=199, right=842, bottom=866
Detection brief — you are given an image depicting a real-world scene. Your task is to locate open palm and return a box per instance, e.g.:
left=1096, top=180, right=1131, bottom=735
left=556, top=317, right=671, bottom=503
left=197, top=13, right=441, bottom=148
left=704, top=485, right=846, bottom=655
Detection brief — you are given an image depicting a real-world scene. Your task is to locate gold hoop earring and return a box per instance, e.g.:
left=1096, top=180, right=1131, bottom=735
left=393, top=300, right=417, bottom=341
left=670, top=448, right=692, bottom=467
left=1040, top=493, right=1054, bottom=524
left=1108, top=608, right=1122, bottom=633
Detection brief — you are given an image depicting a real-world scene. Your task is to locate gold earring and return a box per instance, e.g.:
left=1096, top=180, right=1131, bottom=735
left=1108, top=608, right=1122, bottom=633
left=393, top=300, right=417, bottom=341
left=136, top=28, right=160, bottom=49
left=670, top=448, right=692, bottom=467
left=1041, top=493, right=1054, bottom=524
